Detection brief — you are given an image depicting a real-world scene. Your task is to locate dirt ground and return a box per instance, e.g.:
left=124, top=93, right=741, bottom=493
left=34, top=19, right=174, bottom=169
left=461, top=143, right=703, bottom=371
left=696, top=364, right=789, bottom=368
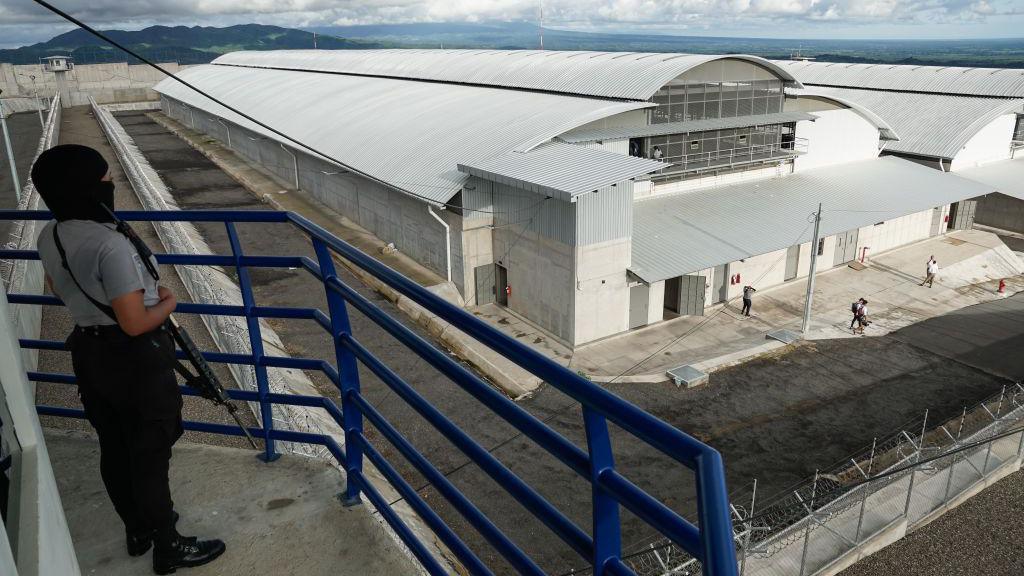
left=43, top=108, right=1021, bottom=575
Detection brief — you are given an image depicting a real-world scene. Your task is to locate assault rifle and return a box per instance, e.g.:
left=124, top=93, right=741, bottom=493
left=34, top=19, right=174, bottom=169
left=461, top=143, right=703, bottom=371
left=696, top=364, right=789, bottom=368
left=103, top=206, right=258, bottom=449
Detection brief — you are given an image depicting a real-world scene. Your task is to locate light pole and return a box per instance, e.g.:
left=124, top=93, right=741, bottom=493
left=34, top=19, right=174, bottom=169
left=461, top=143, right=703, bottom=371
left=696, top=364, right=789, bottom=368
left=801, top=203, right=822, bottom=334
left=0, top=90, right=22, bottom=203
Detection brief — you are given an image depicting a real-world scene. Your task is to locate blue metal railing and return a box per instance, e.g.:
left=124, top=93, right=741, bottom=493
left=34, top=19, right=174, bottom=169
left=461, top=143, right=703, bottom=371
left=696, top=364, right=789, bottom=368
left=1, top=209, right=738, bottom=576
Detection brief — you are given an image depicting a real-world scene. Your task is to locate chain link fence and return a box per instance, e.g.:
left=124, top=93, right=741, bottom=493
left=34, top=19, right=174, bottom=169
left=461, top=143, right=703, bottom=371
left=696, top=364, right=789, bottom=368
left=567, top=383, right=1024, bottom=576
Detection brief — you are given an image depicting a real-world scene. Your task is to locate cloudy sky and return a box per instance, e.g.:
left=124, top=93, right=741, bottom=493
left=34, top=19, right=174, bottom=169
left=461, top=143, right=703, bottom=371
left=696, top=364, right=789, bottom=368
left=2, top=0, right=1023, bottom=48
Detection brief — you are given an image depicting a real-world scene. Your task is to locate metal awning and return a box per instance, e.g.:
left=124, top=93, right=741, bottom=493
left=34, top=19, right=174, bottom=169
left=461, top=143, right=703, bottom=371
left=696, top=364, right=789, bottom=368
left=630, top=156, right=995, bottom=283
left=458, top=142, right=665, bottom=201
left=558, top=111, right=818, bottom=144
left=957, top=158, right=1024, bottom=201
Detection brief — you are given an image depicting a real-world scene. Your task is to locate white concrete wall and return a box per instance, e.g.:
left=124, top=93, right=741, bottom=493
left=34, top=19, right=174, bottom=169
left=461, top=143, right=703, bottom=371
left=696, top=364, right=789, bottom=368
left=857, top=209, right=933, bottom=256
left=0, top=62, right=189, bottom=104
left=579, top=138, right=630, bottom=155
left=566, top=109, right=647, bottom=134
left=646, top=280, right=666, bottom=324
left=723, top=247, right=789, bottom=300
left=641, top=164, right=791, bottom=199
left=950, top=114, right=1017, bottom=171
left=574, top=238, right=633, bottom=344
left=794, top=109, right=880, bottom=172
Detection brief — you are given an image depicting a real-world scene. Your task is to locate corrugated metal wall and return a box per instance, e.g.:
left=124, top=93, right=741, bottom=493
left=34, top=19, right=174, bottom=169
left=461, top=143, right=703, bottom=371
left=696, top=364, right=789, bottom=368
left=575, top=181, right=633, bottom=246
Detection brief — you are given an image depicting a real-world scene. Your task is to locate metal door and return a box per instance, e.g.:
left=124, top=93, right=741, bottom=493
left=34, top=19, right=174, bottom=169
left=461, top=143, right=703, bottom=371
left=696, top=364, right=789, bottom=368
left=948, top=200, right=976, bottom=230
left=664, top=276, right=681, bottom=314
left=833, top=229, right=859, bottom=265
left=474, top=264, right=495, bottom=306
left=629, top=284, right=650, bottom=329
left=930, top=207, right=944, bottom=237
left=784, top=245, right=800, bottom=281
left=713, top=263, right=730, bottom=303
left=679, top=275, right=707, bottom=316
left=495, top=264, right=508, bottom=306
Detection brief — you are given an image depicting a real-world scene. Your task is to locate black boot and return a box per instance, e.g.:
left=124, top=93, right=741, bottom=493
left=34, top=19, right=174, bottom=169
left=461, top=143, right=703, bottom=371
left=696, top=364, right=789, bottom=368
left=152, top=535, right=226, bottom=575
left=127, top=511, right=180, bottom=557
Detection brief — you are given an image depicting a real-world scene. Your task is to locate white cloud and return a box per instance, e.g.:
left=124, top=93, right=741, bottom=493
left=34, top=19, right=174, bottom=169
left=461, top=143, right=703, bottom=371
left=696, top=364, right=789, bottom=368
left=0, top=0, right=1020, bottom=47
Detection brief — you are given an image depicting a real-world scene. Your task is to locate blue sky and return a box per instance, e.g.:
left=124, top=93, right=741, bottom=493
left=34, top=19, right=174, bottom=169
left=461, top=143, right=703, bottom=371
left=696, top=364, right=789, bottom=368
left=2, top=0, right=1023, bottom=48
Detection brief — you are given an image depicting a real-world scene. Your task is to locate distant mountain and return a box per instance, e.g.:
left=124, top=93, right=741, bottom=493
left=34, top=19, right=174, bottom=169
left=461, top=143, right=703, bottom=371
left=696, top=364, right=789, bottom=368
left=0, top=24, right=384, bottom=65
left=4, top=21, right=1022, bottom=69
left=307, top=22, right=1024, bottom=68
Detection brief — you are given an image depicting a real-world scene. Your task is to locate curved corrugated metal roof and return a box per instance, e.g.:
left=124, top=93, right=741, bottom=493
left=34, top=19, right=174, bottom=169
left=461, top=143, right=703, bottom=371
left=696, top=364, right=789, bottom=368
left=630, top=156, right=994, bottom=282
left=772, top=60, right=1024, bottom=98
left=784, top=88, right=899, bottom=141
left=212, top=49, right=803, bottom=102
left=154, top=65, right=650, bottom=204
left=457, top=141, right=664, bottom=200
left=788, top=87, right=1024, bottom=159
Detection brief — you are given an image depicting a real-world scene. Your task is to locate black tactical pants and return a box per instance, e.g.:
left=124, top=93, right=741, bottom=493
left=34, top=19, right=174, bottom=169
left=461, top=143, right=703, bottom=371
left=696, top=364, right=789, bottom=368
left=68, top=324, right=183, bottom=546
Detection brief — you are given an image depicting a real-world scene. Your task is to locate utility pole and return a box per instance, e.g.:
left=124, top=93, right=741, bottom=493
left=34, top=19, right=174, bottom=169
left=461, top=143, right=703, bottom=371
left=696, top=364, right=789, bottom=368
left=0, top=91, right=22, bottom=203
left=313, top=32, right=317, bottom=49
left=801, top=203, right=822, bottom=333
left=539, top=0, right=544, bottom=50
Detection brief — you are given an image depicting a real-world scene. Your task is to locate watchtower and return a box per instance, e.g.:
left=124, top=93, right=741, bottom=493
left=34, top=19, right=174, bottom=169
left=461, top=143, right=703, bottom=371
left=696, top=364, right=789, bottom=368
left=41, top=55, right=74, bottom=107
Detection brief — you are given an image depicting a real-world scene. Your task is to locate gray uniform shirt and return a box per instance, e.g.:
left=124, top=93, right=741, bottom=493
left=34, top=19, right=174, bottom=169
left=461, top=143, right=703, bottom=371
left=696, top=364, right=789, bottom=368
left=37, top=219, right=159, bottom=327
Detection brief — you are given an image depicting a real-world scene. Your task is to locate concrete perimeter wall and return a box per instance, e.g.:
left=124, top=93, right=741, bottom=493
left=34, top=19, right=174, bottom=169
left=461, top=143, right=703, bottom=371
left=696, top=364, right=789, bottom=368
left=975, top=192, right=1024, bottom=234
left=1, top=62, right=191, bottom=106
left=161, top=96, right=453, bottom=285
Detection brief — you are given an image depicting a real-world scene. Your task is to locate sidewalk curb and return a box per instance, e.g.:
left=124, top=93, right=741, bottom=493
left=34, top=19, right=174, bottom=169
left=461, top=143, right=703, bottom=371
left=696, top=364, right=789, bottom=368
left=148, top=112, right=538, bottom=399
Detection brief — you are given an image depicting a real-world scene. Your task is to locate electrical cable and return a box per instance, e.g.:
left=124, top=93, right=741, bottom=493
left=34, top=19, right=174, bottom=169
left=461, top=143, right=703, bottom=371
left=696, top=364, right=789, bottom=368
left=27, top=0, right=548, bottom=216
left=605, top=216, right=816, bottom=384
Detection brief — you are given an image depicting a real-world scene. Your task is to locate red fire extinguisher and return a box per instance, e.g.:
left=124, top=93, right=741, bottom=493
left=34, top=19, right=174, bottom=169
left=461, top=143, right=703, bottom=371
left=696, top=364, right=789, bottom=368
left=505, top=285, right=512, bottom=297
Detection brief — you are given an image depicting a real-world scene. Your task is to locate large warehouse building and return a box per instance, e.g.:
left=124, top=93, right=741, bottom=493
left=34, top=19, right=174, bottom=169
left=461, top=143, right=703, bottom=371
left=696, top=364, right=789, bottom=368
left=156, top=50, right=998, bottom=346
left=774, top=60, right=1024, bottom=232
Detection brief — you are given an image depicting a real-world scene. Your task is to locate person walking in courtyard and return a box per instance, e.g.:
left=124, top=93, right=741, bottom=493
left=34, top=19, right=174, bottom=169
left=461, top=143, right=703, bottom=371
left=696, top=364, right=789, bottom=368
left=850, top=299, right=863, bottom=331
left=741, top=285, right=756, bottom=316
left=854, top=299, right=870, bottom=334
left=920, top=257, right=939, bottom=288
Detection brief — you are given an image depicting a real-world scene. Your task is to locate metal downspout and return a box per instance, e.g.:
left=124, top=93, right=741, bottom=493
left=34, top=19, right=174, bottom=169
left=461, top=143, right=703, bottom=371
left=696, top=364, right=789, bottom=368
left=428, top=205, right=452, bottom=283
left=279, top=143, right=299, bottom=189
left=216, top=118, right=232, bottom=149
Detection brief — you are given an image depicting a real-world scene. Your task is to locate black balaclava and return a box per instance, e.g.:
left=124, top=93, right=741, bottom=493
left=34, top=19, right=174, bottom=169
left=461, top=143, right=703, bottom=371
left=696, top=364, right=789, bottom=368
left=31, top=144, right=115, bottom=222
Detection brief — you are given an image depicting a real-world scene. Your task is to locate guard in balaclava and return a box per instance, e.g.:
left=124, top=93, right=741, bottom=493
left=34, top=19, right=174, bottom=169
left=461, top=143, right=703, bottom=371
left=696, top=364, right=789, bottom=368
left=33, top=144, right=225, bottom=575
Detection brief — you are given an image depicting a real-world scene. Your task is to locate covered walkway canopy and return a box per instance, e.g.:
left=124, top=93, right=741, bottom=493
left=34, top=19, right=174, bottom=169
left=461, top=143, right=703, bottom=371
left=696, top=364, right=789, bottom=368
left=630, top=156, right=995, bottom=283
left=457, top=141, right=664, bottom=201
left=958, top=158, right=1024, bottom=201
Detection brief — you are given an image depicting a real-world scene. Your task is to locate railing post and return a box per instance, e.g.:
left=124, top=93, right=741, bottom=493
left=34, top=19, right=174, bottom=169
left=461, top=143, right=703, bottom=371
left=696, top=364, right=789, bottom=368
left=695, top=447, right=739, bottom=576
left=224, top=222, right=279, bottom=462
left=312, top=237, right=364, bottom=506
left=582, top=407, right=621, bottom=575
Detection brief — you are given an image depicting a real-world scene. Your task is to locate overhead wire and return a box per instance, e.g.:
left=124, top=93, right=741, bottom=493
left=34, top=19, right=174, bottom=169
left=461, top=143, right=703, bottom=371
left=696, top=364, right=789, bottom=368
left=26, top=0, right=550, bottom=216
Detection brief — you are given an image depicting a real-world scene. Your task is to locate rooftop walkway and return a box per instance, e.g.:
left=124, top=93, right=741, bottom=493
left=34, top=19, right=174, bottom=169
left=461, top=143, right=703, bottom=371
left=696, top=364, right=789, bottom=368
left=48, top=430, right=418, bottom=576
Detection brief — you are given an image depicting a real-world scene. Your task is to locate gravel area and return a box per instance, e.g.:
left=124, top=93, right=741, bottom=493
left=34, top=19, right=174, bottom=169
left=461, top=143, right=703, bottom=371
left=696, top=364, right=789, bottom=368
left=839, top=467, right=1024, bottom=576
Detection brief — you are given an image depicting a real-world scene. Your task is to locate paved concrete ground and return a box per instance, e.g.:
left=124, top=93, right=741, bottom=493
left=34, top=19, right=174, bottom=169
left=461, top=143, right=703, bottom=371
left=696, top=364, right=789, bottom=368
left=838, top=466, right=1024, bottom=576
left=103, top=109, right=1024, bottom=575
left=565, top=229, right=1024, bottom=382
left=49, top=429, right=417, bottom=576
left=0, top=111, right=43, bottom=238
left=34, top=106, right=256, bottom=449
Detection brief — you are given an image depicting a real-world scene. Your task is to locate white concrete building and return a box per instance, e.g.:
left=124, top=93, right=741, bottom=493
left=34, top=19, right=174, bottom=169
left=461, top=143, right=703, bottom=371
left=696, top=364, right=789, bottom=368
left=774, top=60, right=1024, bottom=233
left=155, top=50, right=996, bottom=346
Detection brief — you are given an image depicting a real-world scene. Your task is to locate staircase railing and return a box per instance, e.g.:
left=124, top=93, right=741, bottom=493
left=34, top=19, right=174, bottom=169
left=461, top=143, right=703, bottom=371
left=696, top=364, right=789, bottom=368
left=0, top=208, right=738, bottom=576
